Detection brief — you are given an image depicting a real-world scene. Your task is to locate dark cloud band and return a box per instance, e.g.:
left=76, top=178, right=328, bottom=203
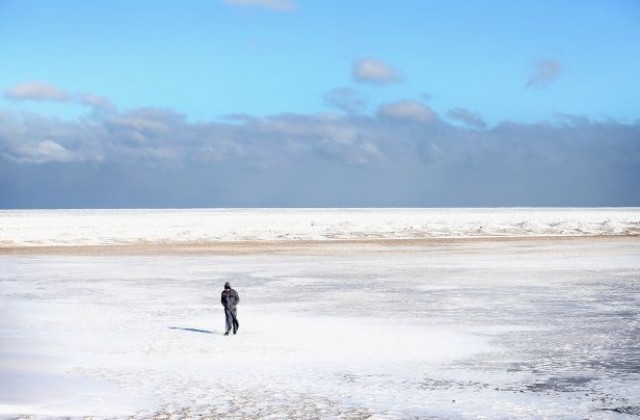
left=1, top=102, right=638, bottom=207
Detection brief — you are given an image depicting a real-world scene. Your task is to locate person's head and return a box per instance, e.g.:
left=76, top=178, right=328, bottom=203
left=224, top=281, right=231, bottom=290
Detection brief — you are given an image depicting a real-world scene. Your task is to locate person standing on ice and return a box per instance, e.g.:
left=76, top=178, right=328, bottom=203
left=221, top=281, right=240, bottom=336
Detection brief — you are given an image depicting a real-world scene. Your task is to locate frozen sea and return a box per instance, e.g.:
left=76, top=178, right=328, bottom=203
left=1, top=209, right=639, bottom=419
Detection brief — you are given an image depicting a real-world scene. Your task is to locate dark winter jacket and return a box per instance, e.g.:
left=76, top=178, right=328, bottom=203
left=221, top=285, right=240, bottom=309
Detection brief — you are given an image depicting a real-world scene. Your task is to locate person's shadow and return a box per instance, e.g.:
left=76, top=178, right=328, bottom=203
left=168, top=326, right=214, bottom=334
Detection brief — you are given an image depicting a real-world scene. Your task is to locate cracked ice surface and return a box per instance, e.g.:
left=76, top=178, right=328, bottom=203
left=1, top=238, right=639, bottom=419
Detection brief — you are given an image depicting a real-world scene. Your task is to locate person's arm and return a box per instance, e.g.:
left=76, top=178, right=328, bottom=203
left=234, top=290, right=240, bottom=305
left=221, top=292, right=226, bottom=307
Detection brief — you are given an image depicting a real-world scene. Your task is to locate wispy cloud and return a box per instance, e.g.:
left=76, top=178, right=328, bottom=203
left=526, top=59, right=561, bottom=88
left=79, top=94, right=115, bottom=111
left=221, top=0, right=297, bottom=12
left=4, top=82, right=116, bottom=115
left=323, top=87, right=368, bottom=114
left=447, top=108, right=486, bottom=129
left=378, top=100, right=435, bottom=123
left=4, top=81, right=71, bottom=102
left=353, top=58, right=402, bottom=85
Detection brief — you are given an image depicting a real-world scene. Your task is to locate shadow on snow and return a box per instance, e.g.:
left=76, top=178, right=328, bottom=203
left=168, top=326, right=214, bottom=334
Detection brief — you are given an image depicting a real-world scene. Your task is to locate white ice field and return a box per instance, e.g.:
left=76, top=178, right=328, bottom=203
left=1, top=208, right=639, bottom=246
left=1, top=209, right=639, bottom=419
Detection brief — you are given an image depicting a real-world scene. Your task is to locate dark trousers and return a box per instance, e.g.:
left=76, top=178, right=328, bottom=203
left=224, top=307, right=239, bottom=334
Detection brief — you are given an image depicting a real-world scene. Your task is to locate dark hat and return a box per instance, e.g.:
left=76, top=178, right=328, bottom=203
left=224, top=281, right=231, bottom=289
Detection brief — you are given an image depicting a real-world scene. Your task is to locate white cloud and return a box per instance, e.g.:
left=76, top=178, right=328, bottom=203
left=526, top=59, right=561, bottom=88
left=353, top=58, right=402, bottom=85
left=4, top=81, right=71, bottom=102
left=221, top=0, right=296, bottom=12
left=80, top=94, right=115, bottom=111
left=447, top=108, right=486, bottom=129
left=4, top=82, right=117, bottom=115
left=13, top=140, right=76, bottom=164
left=378, top=100, right=436, bottom=123
left=33, top=140, right=72, bottom=161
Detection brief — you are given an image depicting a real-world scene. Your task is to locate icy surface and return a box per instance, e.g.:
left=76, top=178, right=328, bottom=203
left=1, top=208, right=639, bottom=247
left=1, top=238, right=639, bottom=418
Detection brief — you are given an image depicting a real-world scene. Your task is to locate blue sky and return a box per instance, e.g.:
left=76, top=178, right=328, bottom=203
left=1, top=0, right=639, bottom=207
left=2, top=0, right=639, bottom=123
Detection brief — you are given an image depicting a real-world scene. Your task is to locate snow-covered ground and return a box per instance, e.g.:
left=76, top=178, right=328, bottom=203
left=1, top=208, right=638, bottom=247
left=1, top=236, right=639, bottom=418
